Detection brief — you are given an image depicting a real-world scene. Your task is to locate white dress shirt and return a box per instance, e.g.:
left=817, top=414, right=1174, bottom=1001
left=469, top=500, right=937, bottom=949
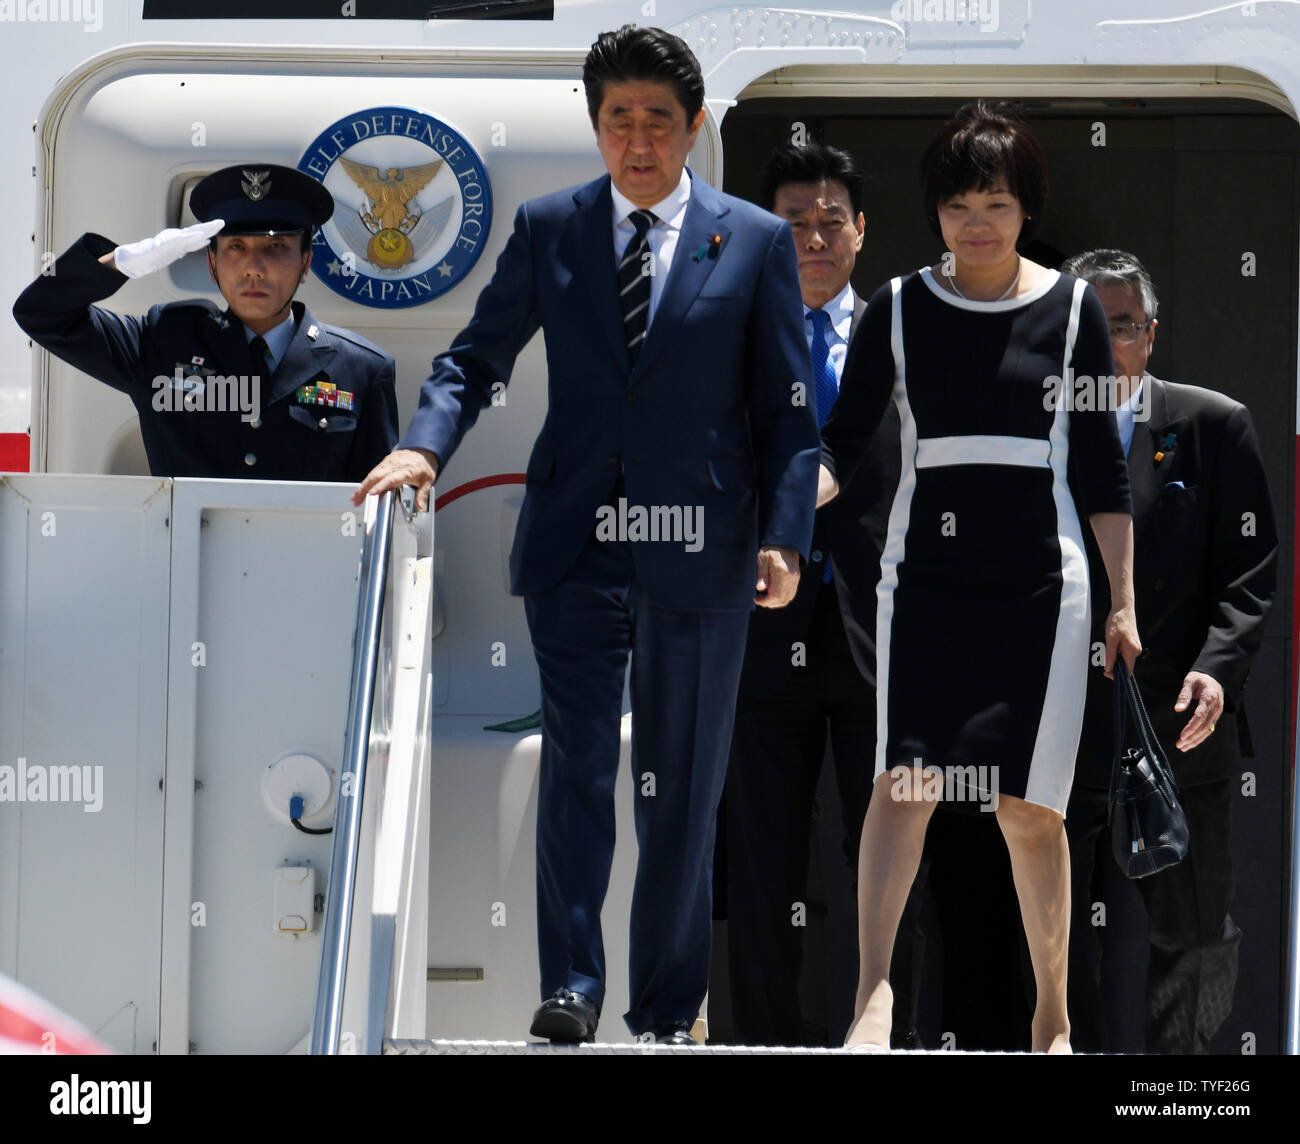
left=1116, top=375, right=1146, bottom=459
left=610, top=167, right=693, bottom=327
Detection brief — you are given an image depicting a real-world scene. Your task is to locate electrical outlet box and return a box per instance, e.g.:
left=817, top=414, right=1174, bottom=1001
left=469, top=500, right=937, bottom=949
left=273, top=865, right=317, bottom=938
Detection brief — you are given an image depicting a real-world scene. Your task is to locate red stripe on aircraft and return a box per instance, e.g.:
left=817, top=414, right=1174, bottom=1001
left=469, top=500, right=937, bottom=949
left=434, top=473, right=525, bottom=512
left=0, top=433, right=29, bottom=472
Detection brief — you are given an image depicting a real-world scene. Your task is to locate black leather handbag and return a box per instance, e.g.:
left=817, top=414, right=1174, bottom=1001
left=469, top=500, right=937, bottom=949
left=1108, top=659, right=1189, bottom=878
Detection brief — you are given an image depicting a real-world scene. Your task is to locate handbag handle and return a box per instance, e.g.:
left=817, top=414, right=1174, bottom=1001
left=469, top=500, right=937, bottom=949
left=1110, top=659, right=1180, bottom=821
left=1108, top=656, right=1126, bottom=816
left=1120, top=659, right=1180, bottom=796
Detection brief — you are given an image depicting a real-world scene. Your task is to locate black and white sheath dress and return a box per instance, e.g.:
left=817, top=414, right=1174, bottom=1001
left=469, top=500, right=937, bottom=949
left=821, top=268, right=1132, bottom=815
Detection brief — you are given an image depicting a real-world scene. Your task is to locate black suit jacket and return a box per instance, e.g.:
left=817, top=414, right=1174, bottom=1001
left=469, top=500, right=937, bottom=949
left=1075, top=376, right=1278, bottom=788
left=737, top=294, right=902, bottom=699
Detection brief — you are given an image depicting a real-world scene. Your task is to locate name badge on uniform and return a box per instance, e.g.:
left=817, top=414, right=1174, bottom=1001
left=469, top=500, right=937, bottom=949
left=173, top=359, right=217, bottom=383
left=168, top=370, right=206, bottom=394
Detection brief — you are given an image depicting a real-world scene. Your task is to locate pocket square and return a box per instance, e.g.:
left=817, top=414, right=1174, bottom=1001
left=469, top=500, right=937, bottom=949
left=1164, top=480, right=1185, bottom=490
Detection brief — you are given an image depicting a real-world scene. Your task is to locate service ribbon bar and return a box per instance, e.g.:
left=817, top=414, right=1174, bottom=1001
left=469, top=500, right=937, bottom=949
left=296, top=381, right=355, bottom=412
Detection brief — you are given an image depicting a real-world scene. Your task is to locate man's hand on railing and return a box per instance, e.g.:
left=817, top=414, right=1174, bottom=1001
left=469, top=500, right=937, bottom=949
left=351, top=448, right=440, bottom=511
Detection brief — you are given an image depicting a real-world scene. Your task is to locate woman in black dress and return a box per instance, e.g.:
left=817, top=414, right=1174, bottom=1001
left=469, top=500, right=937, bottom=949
left=821, top=103, right=1141, bottom=1052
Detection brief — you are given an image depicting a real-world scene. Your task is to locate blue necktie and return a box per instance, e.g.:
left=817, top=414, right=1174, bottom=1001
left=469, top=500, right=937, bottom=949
left=809, top=309, right=839, bottom=430
left=809, top=309, right=838, bottom=583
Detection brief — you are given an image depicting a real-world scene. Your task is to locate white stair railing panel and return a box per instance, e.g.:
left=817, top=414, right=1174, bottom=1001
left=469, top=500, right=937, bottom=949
left=316, top=490, right=433, bottom=1054
left=0, top=475, right=171, bottom=1055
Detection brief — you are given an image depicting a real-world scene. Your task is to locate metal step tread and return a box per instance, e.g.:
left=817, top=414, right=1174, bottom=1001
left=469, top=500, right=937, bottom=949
left=383, top=1037, right=1033, bottom=1055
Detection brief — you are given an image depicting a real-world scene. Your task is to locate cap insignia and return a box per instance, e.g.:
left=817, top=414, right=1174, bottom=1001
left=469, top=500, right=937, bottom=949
left=241, top=169, right=271, bottom=202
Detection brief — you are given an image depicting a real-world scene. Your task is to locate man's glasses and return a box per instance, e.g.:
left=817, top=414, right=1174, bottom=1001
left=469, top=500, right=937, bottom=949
left=1108, top=320, right=1153, bottom=345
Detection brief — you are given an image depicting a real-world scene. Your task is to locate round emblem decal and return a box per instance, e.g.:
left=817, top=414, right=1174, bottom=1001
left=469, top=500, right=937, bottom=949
left=299, top=107, right=492, bottom=309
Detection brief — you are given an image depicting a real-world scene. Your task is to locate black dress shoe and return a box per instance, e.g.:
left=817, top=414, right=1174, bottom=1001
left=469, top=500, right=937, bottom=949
left=650, top=1023, right=697, bottom=1046
left=890, top=1027, right=923, bottom=1051
left=529, top=989, right=599, bottom=1043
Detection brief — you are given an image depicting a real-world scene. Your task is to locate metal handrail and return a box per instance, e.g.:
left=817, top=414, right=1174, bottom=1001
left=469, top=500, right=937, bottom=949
left=310, top=490, right=395, bottom=1055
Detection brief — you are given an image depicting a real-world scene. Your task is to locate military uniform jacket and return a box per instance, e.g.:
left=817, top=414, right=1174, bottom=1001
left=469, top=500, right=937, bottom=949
left=1075, top=376, right=1279, bottom=788
left=13, top=233, right=399, bottom=481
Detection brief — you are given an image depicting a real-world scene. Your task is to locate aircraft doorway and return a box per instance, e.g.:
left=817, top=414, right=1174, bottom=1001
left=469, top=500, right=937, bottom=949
left=716, top=92, right=1298, bottom=1053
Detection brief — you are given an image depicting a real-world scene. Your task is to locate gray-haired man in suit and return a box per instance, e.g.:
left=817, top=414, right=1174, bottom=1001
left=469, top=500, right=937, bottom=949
left=1063, top=248, right=1278, bottom=1054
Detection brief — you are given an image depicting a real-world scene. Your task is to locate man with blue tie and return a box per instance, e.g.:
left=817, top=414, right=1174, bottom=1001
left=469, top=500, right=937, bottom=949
left=354, top=26, right=820, bottom=1044
left=720, top=142, right=924, bottom=1047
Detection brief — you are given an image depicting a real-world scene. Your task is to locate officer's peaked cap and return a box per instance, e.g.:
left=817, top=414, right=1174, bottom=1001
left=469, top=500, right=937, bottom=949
left=191, top=164, right=333, bottom=236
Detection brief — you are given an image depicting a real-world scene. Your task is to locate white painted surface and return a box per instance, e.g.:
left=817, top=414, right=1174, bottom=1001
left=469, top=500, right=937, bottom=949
left=424, top=713, right=641, bottom=1043
left=0, top=475, right=171, bottom=1054
left=1, top=476, right=367, bottom=1053
left=164, top=479, right=361, bottom=1055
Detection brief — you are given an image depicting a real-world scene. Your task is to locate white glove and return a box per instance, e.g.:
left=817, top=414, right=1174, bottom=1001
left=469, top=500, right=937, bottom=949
left=113, top=219, right=225, bottom=278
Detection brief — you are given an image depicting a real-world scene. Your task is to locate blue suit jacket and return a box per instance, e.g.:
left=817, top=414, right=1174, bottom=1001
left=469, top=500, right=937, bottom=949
left=400, top=171, right=820, bottom=610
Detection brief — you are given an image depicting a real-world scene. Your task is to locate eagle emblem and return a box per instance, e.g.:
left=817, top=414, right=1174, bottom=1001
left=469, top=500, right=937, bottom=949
left=299, top=106, right=494, bottom=308
left=241, top=169, right=271, bottom=202
left=337, top=158, right=452, bottom=270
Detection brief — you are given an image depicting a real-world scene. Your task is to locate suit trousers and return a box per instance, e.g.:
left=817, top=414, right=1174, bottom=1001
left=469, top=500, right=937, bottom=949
left=525, top=519, right=749, bottom=1036
left=1066, top=779, right=1240, bottom=1053
left=724, top=581, right=926, bottom=1045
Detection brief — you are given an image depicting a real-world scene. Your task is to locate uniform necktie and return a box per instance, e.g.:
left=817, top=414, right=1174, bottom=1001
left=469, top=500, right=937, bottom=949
left=809, top=308, right=839, bottom=583
left=618, top=209, right=657, bottom=365
left=249, top=335, right=273, bottom=379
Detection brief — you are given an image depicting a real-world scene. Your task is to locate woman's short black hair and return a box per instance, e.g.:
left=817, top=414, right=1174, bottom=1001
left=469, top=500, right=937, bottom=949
left=582, top=25, right=705, bottom=126
left=757, top=141, right=865, bottom=217
left=920, top=101, right=1047, bottom=244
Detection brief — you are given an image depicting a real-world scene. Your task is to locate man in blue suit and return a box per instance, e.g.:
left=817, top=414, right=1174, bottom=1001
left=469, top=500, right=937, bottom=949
left=355, top=25, right=820, bottom=1043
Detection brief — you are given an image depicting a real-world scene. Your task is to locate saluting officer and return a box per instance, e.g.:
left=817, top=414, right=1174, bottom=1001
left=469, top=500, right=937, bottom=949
left=13, top=163, right=398, bottom=481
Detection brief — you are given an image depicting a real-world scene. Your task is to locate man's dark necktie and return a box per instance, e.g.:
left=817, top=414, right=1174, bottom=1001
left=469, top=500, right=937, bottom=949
left=249, top=335, right=273, bottom=379
left=809, top=308, right=839, bottom=583
left=617, top=209, right=657, bottom=365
